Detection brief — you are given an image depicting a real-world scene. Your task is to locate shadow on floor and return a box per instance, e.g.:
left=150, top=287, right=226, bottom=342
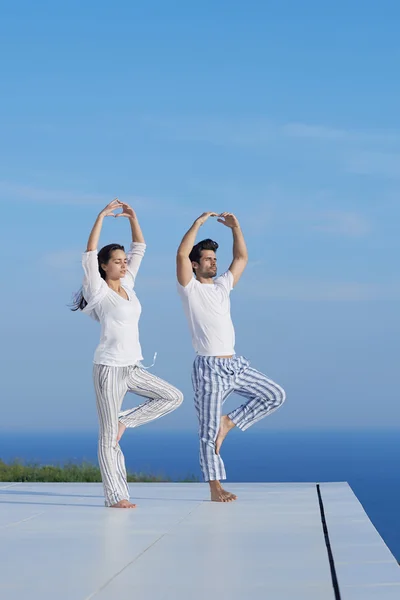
left=0, top=489, right=103, bottom=498
left=0, top=489, right=207, bottom=502
left=0, top=499, right=103, bottom=508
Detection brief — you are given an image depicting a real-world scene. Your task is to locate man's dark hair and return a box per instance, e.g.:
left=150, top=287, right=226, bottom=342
left=189, top=239, right=219, bottom=273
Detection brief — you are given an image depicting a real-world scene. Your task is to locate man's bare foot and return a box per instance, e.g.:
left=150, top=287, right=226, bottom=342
left=209, top=481, right=237, bottom=502
left=110, top=499, right=136, bottom=508
left=215, top=415, right=235, bottom=455
left=116, top=421, right=126, bottom=444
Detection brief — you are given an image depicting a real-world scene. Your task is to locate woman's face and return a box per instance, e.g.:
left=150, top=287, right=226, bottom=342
left=101, top=249, right=127, bottom=280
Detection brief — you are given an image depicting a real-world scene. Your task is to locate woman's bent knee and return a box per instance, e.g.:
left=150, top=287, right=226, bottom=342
left=276, top=385, right=286, bottom=407
left=170, top=389, right=184, bottom=410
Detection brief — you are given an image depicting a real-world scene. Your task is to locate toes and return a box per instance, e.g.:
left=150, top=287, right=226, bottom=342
left=224, top=493, right=236, bottom=502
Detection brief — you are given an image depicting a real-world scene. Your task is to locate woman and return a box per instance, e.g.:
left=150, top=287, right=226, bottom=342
left=72, top=198, right=183, bottom=508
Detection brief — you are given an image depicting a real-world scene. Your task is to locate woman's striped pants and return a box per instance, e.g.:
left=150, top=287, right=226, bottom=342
left=93, top=364, right=183, bottom=507
left=192, top=355, right=286, bottom=482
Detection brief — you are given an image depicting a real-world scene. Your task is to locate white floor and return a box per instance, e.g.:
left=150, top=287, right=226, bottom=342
left=0, top=482, right=399, bottom=599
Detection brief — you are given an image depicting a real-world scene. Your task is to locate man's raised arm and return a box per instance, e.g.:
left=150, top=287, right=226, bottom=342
left=217, top=212, right=248, bottom=287
left=176, top=212, right=218, bottom=287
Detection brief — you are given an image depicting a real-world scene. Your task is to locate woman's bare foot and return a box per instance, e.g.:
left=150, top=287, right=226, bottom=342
left=116, top=421, right=126, bottom=444
left=110, top=499, right=136, bottom=508
left=215, top=415, right=235, bottom=455
left=209, top=480, right=237, bottom=502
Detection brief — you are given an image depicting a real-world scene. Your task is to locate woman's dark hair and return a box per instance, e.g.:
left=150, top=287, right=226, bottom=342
left=70, top=243, right=125, bottom=311
left=189, top=239, right=219, bottom=273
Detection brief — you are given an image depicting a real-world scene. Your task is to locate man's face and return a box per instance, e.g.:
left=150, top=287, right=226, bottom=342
left=194, top=250, right=217, bottom=278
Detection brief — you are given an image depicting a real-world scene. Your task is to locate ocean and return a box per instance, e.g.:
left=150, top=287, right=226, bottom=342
left=1, top=428, right=399, bottom=561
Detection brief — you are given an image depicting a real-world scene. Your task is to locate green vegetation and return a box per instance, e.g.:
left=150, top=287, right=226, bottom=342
left=0, top=459, right=198, bottom=483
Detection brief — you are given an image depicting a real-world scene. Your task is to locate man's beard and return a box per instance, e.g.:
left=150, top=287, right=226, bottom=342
left=199, top=268, right=217, bottom=278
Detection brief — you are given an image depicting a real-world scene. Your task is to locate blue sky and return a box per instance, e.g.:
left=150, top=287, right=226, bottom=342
left=0, top=1, right=399, bottom=432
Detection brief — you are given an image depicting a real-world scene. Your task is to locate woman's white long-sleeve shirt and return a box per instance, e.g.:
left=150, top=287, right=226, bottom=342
left=81, top=243, right=146, bottom=367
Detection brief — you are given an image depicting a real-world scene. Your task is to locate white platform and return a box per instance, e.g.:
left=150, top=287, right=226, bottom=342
left=0, top=482, right=399, bottom=599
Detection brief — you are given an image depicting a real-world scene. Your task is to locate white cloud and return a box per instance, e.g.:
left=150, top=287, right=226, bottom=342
left=0, top=181, right=152, bottom=209
left=241, top=208, right=272, bottom=235
left=143, top=115, right=277, bottom=146
left=43, top=250, right=83, bottom=292
left=242, top=279, right=400, bottom=302
left=282, top=123, right=349, bottom=141
left=0, top=181, right=191, bottom=222
left=346, top=151, right=400, bottom=179
left=44, top=249, right=82, bottom=270
left=246, top=260, right=264, bottom=269
left=282, top=123, right=400, bottom=145
left=312, top=211, right=371, bottom=237
left=0, top=181, right=108, bottom=205
left=144, top=115, right=400, bottom=148
left=175, top=180, right=372, bottom=239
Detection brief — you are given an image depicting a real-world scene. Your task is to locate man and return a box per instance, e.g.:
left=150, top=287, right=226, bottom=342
left=176, top=211, right=286, bottom=502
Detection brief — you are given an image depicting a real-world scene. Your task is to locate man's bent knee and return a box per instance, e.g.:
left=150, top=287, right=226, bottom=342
left=261, top=383, right=286, bottom=410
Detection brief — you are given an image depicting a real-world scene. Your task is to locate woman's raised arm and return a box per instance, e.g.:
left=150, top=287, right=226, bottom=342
left=86, top=198, right=121, bottom=251
left=116, top=202, right=146, bottom=286
left=115, top=201, right=145, bottom=244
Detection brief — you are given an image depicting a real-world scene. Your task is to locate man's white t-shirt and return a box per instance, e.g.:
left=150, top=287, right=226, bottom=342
left=177, top=270, right=235, bottom=356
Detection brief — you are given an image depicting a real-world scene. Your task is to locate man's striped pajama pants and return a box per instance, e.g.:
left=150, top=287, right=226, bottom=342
left=93, top=364, right=183, bottom=507
left=192, top=355, right=286, bottom=482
